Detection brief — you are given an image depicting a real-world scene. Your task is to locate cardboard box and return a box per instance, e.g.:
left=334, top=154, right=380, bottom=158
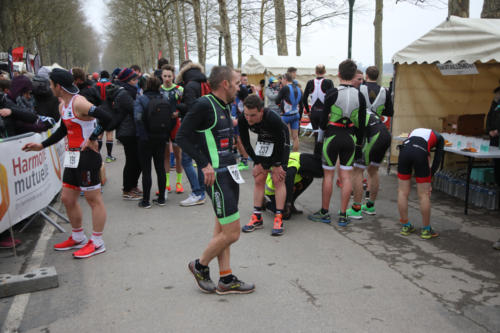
left=441, top=114, right=485, bottom=136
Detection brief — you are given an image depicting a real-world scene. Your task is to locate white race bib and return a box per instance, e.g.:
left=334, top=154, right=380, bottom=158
left=63, top=151, right=80, bottom=168
left=227, top=164, right=245, bottom=184
left=255, top=141, right=274, bottom=157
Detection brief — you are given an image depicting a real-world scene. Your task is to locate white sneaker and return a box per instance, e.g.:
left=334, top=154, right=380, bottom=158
left=180, top=193, right=205, bottom=207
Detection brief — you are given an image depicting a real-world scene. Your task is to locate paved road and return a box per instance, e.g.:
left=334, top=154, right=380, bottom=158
left=1, top=140, right=499, bottom=333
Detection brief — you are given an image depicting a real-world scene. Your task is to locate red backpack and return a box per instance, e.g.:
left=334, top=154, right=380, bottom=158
left=96, top=81, right=112, bottom=101
left=200, top=82, right=211, bottom=96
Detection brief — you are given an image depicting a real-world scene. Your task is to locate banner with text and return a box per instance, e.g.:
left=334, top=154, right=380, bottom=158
left=0, top=126, right=65, bottom=233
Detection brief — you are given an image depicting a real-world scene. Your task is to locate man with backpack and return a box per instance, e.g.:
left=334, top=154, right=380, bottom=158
left=277, top=73, right=303, bottom=152
left=174, top=61, right=210, bottom=207
left=96, top=70, right=116, bottom=162
left=134, top=76, right=172, bottom=208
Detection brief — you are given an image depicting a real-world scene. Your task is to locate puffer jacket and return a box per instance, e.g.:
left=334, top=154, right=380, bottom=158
left=114, top=81, right=138, bottom=138
left=175, top=63, right=207, bottom=117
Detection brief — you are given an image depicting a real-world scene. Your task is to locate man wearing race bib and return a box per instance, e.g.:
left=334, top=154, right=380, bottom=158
left=176, top=66, right=255, bottom=295
left=238, top=95, right=290, bottom=236
left=22, top=68, right=112, bottom=259
left=308, top=60, right=366, bottom=227
left=277, top=73, right=303, bottom=152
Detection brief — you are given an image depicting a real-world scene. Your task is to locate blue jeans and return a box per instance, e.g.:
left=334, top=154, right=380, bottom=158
left=181, top=151, right=205, bottom=197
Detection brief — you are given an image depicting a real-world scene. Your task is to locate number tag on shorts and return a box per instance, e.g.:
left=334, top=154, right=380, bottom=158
left=227, top=164, right=245, bottom=184
left=255, top=141, right=274, bottom=157
left=64, top=151, right=80, bottom=168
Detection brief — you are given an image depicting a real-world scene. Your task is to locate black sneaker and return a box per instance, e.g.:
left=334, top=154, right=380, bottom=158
left=188, top=260, right=215, bottom=293
left=138, top=201, right=152, bottom=209
left=153, top=198, right=166, bottom=206
left=216, top=275, right=255, bottom=295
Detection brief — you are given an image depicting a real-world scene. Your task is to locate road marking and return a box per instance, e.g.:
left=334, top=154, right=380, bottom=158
left=1, top=202, right=62, bottom=333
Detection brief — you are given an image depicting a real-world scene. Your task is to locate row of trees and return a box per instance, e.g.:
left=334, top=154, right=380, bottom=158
left=0, top=0, right=100, bottom=71
left=102, top=0, right=351, bottom=72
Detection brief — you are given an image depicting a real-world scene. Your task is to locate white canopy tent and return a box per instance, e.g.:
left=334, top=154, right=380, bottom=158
left=242, top=55, right=340, bottom=88
left=391, top=16, right=500, bottom=157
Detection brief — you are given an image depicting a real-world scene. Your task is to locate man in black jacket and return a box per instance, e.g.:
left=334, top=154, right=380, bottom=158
left=175, top=62, right=207, bottom=206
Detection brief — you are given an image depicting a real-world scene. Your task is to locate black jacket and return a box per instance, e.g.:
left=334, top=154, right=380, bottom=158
left=175, top=63, right=207, bottom=118
left=113, top=81, right=138, bottom=138
left=33, top=91, right=60, bottom=121
left=77, top=80, right=101, bottom=106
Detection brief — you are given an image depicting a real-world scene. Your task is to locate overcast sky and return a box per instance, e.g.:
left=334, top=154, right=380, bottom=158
left=81, top=0, right=484, bottom=68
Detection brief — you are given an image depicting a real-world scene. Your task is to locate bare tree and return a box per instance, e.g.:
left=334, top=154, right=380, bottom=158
left=481, top=0, right=500, bottom=18
left=218, top=0, right=234, bottom=67
left=374, top=0, right=383, bottom=85
left=191, top=0, right=206, bottom=68
left=237, top=0, right=243, bottom=68
left=448, top=0, right=468, bottom=17
left=274, top=0, right=288, bottom=55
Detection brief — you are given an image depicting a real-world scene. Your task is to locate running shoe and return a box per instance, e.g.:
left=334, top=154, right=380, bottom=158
left=138, top=201, right=152, bottom=209
left=290, top=205, right=303, bottom=215
left=242, top=214, right=264, bottom=232
left=131, top=187, right=143, bottom=195
left=175, top=182, right=184, bottom=193
left=122, top=191, right=142, bottom=201
left=420, top=227, right=439, bottom=240
left=216, top=275, right=255, bottom=295
left=54, top=236, right=88, bottom=251
left=153, top=198, right=166, bottom=206
left=180, top=193, right=205, bottom=206
left=361, top=204, right=376, bottom=215
left=166, top=186, right=172, bottom=193
left=105, top=156, right=116, bottom=163
left=73, top=240, right=106, bottom=259
left=188, top=260, right=216, bottom=293
left=493, top=240, right=500, bottom=250
left=0, top=237, right=21, bottom=249
left=400, top=224, right=416, bottom=236
left=338, top=215, right=350, bottom=227
left=308, top=210, right=331, bottom=224
left=238, top=161, right=249, bottom=171
left=346, top=207, right=363, bottom=220
left=271, top=214, right=284, bottom=236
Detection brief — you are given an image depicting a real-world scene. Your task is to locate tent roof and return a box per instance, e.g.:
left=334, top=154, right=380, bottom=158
left=242, top=55, right=339, bottom=75
left=392, top=16, right=500, bottom=65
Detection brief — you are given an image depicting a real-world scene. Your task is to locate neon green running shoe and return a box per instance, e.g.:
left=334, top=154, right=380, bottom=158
left=238, top=161, right=249, bottom=171
left=420, top=227, right=439, bottom=240
left=346, top=207, right=363, bottom=220
left=400, top=224, right=416, bottom=236
left=308, top=210, right=331, bottom=224
left=361, top=204, right=376, bottom=215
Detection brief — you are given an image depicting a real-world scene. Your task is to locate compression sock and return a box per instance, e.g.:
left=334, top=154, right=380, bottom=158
left=91, top=231, right=104, bottom=247
left=195, top=259, right=208, bottom=271
left=422, top=225, right=431, bottom=231
left=253, top=207, right=263, bottom=220
left=366, top=200, right=375, bottom=208
left=98, top=140, right=103, bottom=152
left=352, top=203, right=361, bottom=211
left=219, top=270, right=233, bottom=283
left=176, top=172, right=182, bottom=183
left=72, top=228, right=86, bottom=242
left=166, top=173, right=170, bottom=188
left=106, top=141, right=113, bottom=156
left=320, top=208, right=329, bottom=215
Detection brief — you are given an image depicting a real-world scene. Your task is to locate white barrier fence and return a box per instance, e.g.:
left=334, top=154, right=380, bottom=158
left=0, top=125, right=65, bottom=234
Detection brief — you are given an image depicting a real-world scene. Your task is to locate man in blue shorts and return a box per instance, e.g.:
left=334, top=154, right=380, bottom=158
left=277, top=73, right=303, bottom=152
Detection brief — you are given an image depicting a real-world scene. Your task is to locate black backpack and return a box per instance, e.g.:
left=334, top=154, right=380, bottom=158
left=144, top=95, right=172, bottom=139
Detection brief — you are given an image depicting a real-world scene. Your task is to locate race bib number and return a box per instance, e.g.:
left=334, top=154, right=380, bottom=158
left=255, top=141, right=274, bottom=157
left=64, top=151, right=80, bottom=168
left=227, top=164, right=245, bottom=184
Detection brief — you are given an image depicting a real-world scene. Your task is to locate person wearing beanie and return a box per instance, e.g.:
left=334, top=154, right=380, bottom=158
left=111, top=67, right=121, bottom=82
left=7, top=75, right=34, bottom=112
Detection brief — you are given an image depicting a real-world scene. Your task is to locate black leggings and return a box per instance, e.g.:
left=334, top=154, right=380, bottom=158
left=138, top=139, right=166, bottom=202
left=119, top=136, right=142, bottom=192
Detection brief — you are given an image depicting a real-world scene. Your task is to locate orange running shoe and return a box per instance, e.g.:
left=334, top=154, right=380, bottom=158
left=242, top=214, right=263, bottom=233
left=73, top=240, right=106, bottom=259
left=166, top=185, right=172, bottom=193
left=271, top=214, right=284, bottom=236
left=175, top=182, right=184, bottom=193
left=54, top=236, right=88, bottom=251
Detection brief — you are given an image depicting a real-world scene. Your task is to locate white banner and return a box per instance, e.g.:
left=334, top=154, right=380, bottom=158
left=0, top=125, right=65, bottom=233
left=436, top=62, right=479, bottom=76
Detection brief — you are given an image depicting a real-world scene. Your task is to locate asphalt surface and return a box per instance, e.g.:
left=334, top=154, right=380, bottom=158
left=1, top=137, right=499, bottom=333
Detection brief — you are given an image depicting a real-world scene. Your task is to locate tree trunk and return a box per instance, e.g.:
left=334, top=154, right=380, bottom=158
left=374, top=0, right=383, bottom=86
left=481, top=0, right=500, bottom=18
left=448, top=0, right=469, bottom=18
left=296, top=0, right=301, bottom=56
left=259, top=0, right=266, bottom=55
left=192, top=0, right=205, bottom=69
left=218, top=0, right=233, bottom=68
left=237, top=0, right=242, bottom=68
left=274, top=0, right=288, bottom=55
left=182, top=1, right=189, bottom=59
left=174, top=0, right=185, bottom=64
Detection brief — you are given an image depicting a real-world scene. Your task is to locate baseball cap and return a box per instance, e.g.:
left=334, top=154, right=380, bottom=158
left=49, top=68, right=79, bottom=94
